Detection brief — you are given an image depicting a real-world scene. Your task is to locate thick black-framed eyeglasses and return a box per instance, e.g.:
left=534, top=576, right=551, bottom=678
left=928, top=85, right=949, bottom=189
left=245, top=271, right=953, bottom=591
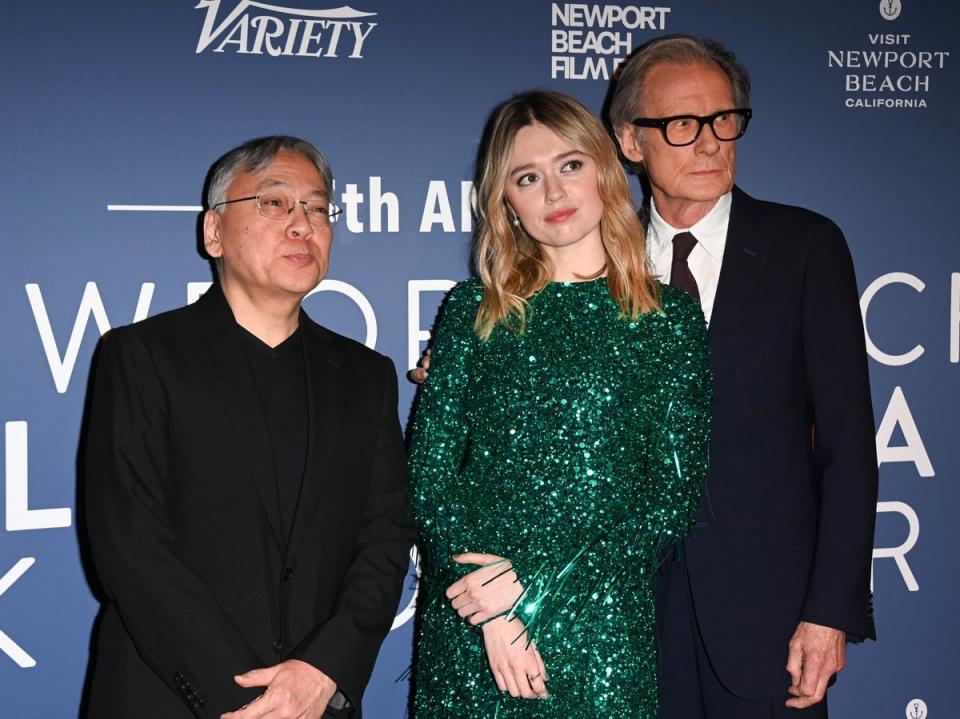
left=211, top=193, right=342, bottom=227
left=630, top=108, right=752, bottom=147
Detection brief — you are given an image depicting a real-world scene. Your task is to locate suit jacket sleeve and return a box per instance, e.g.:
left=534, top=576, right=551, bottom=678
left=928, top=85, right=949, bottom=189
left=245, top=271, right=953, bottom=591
left=798, top=219, right=878, bottom=639
left=289, top=354, right=415, bottom=705
left=85, top=327, right=264, bottom=717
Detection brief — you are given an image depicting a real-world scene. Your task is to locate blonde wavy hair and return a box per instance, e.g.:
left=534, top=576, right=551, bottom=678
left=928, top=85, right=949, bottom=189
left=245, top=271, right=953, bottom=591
left=474, top=90, right=660, bottom=339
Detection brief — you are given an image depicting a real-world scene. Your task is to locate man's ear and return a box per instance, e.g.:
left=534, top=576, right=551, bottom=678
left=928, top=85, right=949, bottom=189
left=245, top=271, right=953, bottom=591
left=202, top=210, right=223, bottom=258
left=616, top=125, right=645, bottom=164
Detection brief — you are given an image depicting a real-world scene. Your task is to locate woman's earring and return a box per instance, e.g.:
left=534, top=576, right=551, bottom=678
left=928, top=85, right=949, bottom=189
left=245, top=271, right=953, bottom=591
left=511, top=213, right=521, bottom=227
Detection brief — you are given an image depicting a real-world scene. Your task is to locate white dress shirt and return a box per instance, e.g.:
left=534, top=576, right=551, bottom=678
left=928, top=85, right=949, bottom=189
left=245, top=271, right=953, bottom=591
left=646, top=192, right=732, bottom=326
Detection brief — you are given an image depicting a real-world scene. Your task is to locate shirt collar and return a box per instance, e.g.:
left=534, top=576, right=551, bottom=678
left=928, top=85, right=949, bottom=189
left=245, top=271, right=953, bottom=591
left=647, top=191, right=732, bottom=262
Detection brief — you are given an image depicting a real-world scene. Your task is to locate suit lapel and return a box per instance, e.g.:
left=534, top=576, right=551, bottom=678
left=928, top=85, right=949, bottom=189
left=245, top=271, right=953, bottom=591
left=192, top=285, right=284, bottom=547
left=709, top=186, right=770, bottom=342
left=288, top=313, right=345, bottom=547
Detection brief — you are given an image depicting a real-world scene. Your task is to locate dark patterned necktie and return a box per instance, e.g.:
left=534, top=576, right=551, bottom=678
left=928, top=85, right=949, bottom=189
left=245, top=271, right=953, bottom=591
left=669, top=231, right=700, bottom=303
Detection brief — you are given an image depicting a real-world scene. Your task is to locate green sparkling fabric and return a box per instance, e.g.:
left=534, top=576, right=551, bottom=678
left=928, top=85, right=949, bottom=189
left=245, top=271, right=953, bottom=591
left=409, top=277, right=711, bottom=718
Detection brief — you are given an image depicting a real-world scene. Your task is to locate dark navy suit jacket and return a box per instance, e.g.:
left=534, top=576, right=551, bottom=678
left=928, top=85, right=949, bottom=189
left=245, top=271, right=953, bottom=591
left=670, top=186, right=878, bottom=698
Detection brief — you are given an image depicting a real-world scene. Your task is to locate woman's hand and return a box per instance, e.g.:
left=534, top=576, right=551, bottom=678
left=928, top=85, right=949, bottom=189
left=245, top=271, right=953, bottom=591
left=446, top=553, right=523, bottom=625
left=481, top=616, right=549, bottom=699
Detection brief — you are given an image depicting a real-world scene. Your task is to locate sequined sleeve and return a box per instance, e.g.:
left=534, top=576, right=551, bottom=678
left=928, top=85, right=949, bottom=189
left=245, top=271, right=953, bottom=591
left=408, top=281, right=482, bottom=579
left=509, top=288, right=711, bottom=643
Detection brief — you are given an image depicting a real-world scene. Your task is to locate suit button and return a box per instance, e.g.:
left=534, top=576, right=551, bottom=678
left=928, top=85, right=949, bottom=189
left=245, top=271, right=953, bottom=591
left=273, top=639, right=284, bottom=653
left=282, top=568, right=295, bottom=581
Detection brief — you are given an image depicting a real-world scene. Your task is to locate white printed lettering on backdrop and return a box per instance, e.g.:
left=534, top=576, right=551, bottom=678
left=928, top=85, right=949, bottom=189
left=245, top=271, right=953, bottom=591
left=420, top=181, right=476, bottom=233
left=860, top=272, right=925, bottom=366
left=875, top=387, right=934, bottom=478
left=27, top=279, right=376, bottom=396
left=340, top=177, right=400, bottom=233
left=27, top=282, right=155, bottom=394
left=408, top=280, right=456, bottom=371
left=873, top=501, right=919, bottom=592
left=860, top=271, right=960, bottom=365
left=828, top=23, right=951, bottom=109
left=4, top=422, right=72, bottom=531
left=0, top=557, right=37, bottom=668
left=550, top=3, right=671, bottom=80
left=329, top=177, right=475, bottom=234
left=195, top=1, right=377, bottom=58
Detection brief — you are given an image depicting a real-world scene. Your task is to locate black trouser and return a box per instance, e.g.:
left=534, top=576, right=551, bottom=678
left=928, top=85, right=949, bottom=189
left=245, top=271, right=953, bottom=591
left=656, top=550, right=828, bottom=719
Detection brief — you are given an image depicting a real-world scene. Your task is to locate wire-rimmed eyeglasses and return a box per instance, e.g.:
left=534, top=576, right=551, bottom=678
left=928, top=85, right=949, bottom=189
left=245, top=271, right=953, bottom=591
left=211, top=193, right=342, bottom=228
left=630, top=108, right=752, bottom=147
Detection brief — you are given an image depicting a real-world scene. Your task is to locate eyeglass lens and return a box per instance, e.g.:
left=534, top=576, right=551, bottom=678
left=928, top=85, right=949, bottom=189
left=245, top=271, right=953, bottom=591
left=666, top=112, right=746, bottom=145
left=257, top=193, right=340, bottom=227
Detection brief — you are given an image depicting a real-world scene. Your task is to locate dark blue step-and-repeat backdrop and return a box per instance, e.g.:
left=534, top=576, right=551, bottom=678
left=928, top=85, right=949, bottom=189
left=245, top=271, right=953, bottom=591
left=1, top=2, right=956, bottom=717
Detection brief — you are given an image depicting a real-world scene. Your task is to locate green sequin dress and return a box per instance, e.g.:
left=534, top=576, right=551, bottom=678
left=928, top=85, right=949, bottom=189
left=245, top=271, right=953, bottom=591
left=409, top=277, right=711, bottom=718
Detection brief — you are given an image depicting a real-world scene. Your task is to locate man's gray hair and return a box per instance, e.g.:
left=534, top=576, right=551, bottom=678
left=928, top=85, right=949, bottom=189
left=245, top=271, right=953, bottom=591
left=206, top=135, right=333, bottom=210
left=608, top=35, right=751, bottom=137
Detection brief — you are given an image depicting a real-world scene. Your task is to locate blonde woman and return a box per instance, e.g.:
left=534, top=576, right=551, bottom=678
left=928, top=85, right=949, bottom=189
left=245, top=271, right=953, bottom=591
left=408, top=91, right=711, bottom=718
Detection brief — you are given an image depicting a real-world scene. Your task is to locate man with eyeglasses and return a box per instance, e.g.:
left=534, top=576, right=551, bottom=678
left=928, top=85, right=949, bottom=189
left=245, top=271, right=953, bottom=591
left=608, top=35, right=878, bottom=718
left=84, top=136, right=415, bottom=718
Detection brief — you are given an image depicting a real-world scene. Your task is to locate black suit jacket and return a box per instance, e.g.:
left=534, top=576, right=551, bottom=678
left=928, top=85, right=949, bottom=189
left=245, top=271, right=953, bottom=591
left=679, top=187, right=878, bottom=698
left=84, top=284, right=415, bottom=718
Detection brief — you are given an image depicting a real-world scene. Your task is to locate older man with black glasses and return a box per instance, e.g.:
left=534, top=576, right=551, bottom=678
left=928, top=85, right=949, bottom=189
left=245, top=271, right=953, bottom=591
left=609, top=35, right=878, bottom=719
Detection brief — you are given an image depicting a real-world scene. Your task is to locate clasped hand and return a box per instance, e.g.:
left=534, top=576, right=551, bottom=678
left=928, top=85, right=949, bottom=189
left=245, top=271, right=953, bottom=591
left=448, top=552, right=548, bottom=699
left=220, top=659, right=336, bottom=719
left=446, top=552, right=523, bottom=625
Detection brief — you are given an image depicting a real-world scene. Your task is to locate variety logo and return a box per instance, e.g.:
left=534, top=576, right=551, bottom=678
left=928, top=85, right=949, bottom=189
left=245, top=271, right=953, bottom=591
left=194, top=1, right=378, bottom=58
